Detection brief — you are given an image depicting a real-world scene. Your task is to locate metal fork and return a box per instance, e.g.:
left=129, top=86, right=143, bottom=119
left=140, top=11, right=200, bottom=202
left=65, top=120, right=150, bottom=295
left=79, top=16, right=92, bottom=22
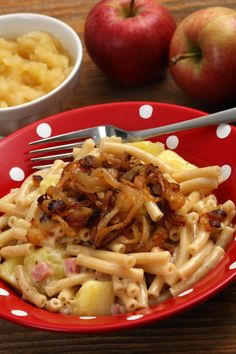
left=29, top=107, right=236, bottom=169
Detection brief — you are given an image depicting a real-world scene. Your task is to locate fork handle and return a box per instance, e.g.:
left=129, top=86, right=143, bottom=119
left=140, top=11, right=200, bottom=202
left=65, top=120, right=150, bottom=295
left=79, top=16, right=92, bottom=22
left=133, top=107, right=236, bottom=140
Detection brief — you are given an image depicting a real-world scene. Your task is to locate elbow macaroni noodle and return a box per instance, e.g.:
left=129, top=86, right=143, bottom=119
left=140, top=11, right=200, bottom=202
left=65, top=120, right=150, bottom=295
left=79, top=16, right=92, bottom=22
left=0, top=138, right=235, bottom=316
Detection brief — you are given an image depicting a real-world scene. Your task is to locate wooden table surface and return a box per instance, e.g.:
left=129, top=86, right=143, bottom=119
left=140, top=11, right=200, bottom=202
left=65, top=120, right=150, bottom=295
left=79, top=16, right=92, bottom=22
left=0, top=1, right=236, bottom=353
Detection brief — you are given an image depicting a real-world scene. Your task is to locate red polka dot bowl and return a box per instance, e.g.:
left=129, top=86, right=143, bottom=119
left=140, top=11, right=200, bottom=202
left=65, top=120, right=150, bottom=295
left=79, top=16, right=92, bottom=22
left=0, top=102, right=235, bottom=333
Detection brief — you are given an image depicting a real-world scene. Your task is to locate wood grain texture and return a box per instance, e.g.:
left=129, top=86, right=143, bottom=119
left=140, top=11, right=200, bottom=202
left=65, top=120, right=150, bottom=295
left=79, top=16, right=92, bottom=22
left=0, top=1, right=235, bottom=353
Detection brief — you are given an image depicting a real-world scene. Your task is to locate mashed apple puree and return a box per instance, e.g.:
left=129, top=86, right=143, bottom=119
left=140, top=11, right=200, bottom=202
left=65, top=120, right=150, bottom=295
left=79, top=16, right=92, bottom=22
left=0, top=31, right=72, bottom=107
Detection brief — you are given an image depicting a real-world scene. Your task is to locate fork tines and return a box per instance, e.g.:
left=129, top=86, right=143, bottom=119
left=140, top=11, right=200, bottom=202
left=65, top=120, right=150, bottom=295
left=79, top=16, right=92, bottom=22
left=28, top=125, right=120, bottom=169
left=30, top=141, right=84, bottom=161
left=29, top=131, right=90, bottom=169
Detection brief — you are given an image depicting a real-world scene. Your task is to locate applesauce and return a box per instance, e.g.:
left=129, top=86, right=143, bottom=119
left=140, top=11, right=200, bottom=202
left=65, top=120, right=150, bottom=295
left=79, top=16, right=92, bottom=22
left=0, top=31, right=72, bottom=108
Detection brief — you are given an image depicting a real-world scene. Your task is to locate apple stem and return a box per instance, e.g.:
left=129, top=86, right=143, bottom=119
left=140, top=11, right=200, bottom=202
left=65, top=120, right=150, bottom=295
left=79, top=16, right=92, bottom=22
left=171, top=52, right=201, bottom=64
left=128, top=0, right=136, bottom=17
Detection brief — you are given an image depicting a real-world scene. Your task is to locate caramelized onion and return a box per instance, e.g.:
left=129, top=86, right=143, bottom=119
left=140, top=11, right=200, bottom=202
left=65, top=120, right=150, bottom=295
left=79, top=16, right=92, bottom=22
left=37, top=150, right=186, bottom=251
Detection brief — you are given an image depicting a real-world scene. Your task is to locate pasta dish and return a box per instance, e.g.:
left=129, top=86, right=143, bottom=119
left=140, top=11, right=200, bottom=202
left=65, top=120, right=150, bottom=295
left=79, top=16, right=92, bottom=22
left=0, top=138, right=235, bottom=316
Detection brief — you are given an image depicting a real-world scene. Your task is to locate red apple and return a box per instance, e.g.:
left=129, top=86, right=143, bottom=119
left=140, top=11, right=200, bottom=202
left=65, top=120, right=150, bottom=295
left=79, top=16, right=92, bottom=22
left=169, top=7, right=236, bottom=104
left=84, top=0, right=176, bottom=85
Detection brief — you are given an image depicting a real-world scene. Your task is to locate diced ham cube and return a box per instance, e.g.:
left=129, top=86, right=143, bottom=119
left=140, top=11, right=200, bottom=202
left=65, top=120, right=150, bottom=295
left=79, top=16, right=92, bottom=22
left=64, top=258, right=80, bottom=275
left=111, top=303, right=124, bottom=316
left=31, top=261, right=54, bottom=282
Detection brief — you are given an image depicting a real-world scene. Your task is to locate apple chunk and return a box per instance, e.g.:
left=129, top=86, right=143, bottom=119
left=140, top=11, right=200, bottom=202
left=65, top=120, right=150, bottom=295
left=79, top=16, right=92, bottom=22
left=73, top=280, right=115, bottom=316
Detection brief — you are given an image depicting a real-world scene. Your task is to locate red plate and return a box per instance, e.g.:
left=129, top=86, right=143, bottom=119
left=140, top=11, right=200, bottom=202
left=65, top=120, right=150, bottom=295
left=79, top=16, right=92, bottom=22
left=0, top=102, right=235, bottom=333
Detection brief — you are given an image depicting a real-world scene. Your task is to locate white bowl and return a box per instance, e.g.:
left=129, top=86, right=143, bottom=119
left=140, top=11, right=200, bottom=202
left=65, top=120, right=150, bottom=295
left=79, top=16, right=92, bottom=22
left=0, top=13, right=83, bottom=136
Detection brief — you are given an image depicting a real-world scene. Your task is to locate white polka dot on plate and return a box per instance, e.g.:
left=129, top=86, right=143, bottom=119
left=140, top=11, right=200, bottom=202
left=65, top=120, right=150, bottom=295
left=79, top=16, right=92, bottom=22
left=178, top=288, right=193, bottom=297
left=0, top=288, right=9, bottom=296
left=221, top=165, right=232, bottom=181
left=139, top=105, right=153, bottom=119
left=79, top=316, right=96, bottom=320
left=216, top=124, right=231, bottom=139
left=36, top=123, right=52, bottom=138
left=9, top=167, right=25, bottom=181
left=229, top=261, right=236, bottom=270
left=166, top=135, right=179, bottom=150
left=11, top=309, right=28, bottom=317
left=126, top=314, right=144, bottom=321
